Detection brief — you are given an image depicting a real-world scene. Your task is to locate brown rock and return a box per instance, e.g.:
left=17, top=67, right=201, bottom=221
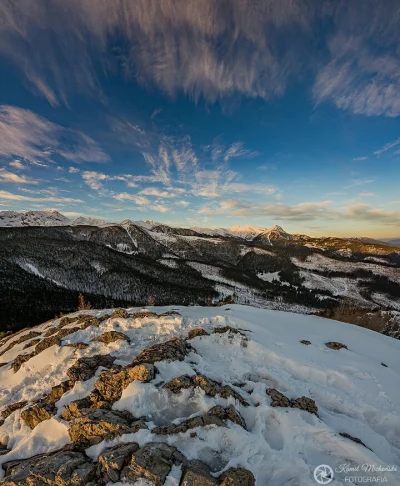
left=267, top=388, right=318, bottom=416
left=22, top=338, right=41, bottom=349
left=188, top=328, right=209, bottom=339
left=65, top=342, right=89, bottom=350
left=67, top=354, right=115, bottom=382
left=61, top=397, right=93, bottom=421
left=1, top=401, right=28, bottom=419
left=213, top=326, right=245, bottom=336
left=219, top=467, right=255, bottom=486
left=21, top=402, right=55, bottom=429
left=132, top=337, right=189, bottom=365
left=34, top=336, right=61, bottom=354
left=0, top=331, right=41, bottom=357
left=93, top=331, right=130, bottom=345
left=11, top=352, right=35, bottom=372
left=325, top=341, right=348, bottom=350
left=300, top=340, right=312, bottom=345
left=208, top=405, right=246, bottom=429
left=180, top=460, right=218, bottom=486
left=97, top=442, right=139, bottom=483
left=110, top=308, right=128, bottom=319
left=57, top=326, right=80, bottom=339
left=45, top=380, right=74, bottom=404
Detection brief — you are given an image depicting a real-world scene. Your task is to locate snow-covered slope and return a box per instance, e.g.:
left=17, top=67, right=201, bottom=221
left=72, top=216, right=110, bottom=227
left=0, top=305, right=399, bottom=485
left=0, top=210, right=70, bottom=227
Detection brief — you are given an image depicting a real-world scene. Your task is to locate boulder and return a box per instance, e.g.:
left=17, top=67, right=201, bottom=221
left=267, top=388, right=318, bottom=416
left=207, top=405, right=246, bottom=429
left=110, top=308, right=128, bottom=319
left=97, top=442, right=139, bottom=483
left=132, top=337, right=189, bottom=365
left=21, top=402, right=55, bottom=429
left=57, top=326, right=80, bottom=339
left=67, top=354, right=115, bottom=382
left=180, top=460, right=217, bottom=486
left=325, top=341, right=348, bottom=350
left=93, top=331, right=130, bottom=345
left=300, top=340, right=311, bottom=345
left=1, top=401, right=28, bottom=419
left=187, top=328, right=209, bottom=339
left=65, top=342, right=89, bottom=350
left=213, top=326, right=245, bottom=336
left=219, top=467, right=255, bottom=486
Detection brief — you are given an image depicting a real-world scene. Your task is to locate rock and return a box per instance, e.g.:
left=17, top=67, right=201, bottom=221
left=68, top=408, right=143, bottom=448
left=0, top=331, right=41, bottom=356
left=93, top=331, right=130, bottom=344
left=213, top=326, right=245, bottom=336
left=94, top=363, right=155, bottom=403
left=325, top=341, right=348, bottom=350
left=132, top=337, right=189, bottom=365
left=22, top=338, right=41, bottom=349
left=57, top=326, right=80, bottom=339
left=0, top=444, right=9, bottom=457
left=34, top=336, right=61, bottom=354
left=219, top=467, right=255, bottom=486
left=58, top=316, right=80, bottom=328
left=1, top=401, right=28, bottom=419
left=339, top=432, right=368, bottom=448
left=208, top=405, right=246, bottom=429
left=11, top=352, right=35, bottom=372
left=1, top=449, right=96, bottom=485
left=67, top=354, right=115, bottom=382
left=47, top=380, right=74, bottom=404
left=61, top=397, right=93, bottom=421
left=97, top=442, right=139, bottom=483
left=187, top=328, right=209, bottom=339
left=120, top=442, right=178, bottom=486
left=110, top=308, right=128, bottom=319
left=381, top=362, right=388, bottom=367
left=300, top=340, right=311, bottom=345
left=267, top=388, right=318, bottom=416
left=163, top=374, right=249, bottom=406
left=21, top=402, right=55, bottom=429
left=78, top=316, right=101, bottom=330
left=66, top=342, right=89, bottom=350
left=180, top=460, right=218, bottom=486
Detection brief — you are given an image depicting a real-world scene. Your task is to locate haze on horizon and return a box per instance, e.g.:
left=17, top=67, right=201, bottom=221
left=0, top=0, right=400, bottom=239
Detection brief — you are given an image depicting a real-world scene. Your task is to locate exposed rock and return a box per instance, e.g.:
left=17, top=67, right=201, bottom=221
left=34, top=336, right=61, bottom=354
left=78, top=316, right=101, bottom=330
left=67, top=354, right=115, bottom=382
left=61, top=397, right=93, bottom=421
left=66, top=342, right=89, bottom=350
left=180, top=460, right=218, bottom=486
left=213, top=326, right=245, bottom=336
left=132, top=337, right=189, bottom=365
left=267, top=388, right=318, bottom=416
left=1, top=401, right=28, bottom=419
left=207, top=405, right=246, bottom=429
left=46, top=380, right=74, bottom=404
left=68, top=408, right=144, bottom=448
left=58, top=316, right=80, bottom=329
left=21, top=402, right=55, bottom=429
left=131, top=311, right=158, bottom=319
left=57, top=326, right=81, bottom=339
left=93, top=331, right=130, bottom=344
left=325, top=341, right=348, bottom=350
left=219, top=467, right=255, bottom=486
left=163, top=374, right=249, bottom=406
left=152, top=415, right=222, bottom=436
left=97, top=442, right=139, bottom=483
left=0, top=444, right=9, bottom=457
left=0, top=331, right=41, bottom=356
left=120, top=442, right=178, bottom=486
left=339, top=432, right=368, bottom=448
left=0, top=448, right=96, bottom=485
left=187, top=328, right=209, bottom=339
left=110, top=308, right=128, bottom=319
left=11, top=352, right=35, bottom=372
left=94, top=363, right=155, bottom=403
left=99, top=313, right=111, bottom=322
left=22, top=338, right=41, bottom=349
left=381, top=362, right=388, bottom=367
left=300, top=340, right=312, bottom=345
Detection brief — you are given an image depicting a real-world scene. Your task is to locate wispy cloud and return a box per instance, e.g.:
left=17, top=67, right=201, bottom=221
left=0, top=168, right=38, bottom=184
left=0, top=189, right=82, bottom=203
left=373, top=137, right=400, bottom=156
left=9, top=160, right=26, bottom=170
left=0, top=105, right=109, bottom=165
left=352, top=156, right=368, bottom=161
left=344, top=178, right=375, bottom=189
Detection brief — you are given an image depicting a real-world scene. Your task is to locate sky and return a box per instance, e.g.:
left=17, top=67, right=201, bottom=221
left=0, top=0, right=400, bottom=238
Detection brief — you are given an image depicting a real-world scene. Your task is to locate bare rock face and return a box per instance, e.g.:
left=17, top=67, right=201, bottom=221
left=181, top=460, right=218, bottom=486
left=93, top=331, right=130, bottom=345
left=11, top=352, right=35, bottom=372
left=325, top=341, right=348, bottom=350
left=34, top=336, right=61, bottom=354
left=21, top=402, right=55, bottom=429
left=57, top=326, right=81, bottom=339
left=219, top=467, right=256, bottom=486
left=132, top=337, right=189, bottom=365
left=164, top=374, right=249, bottom=406
left=67, top=354, right=115, bottom=382
left=96, top=442, right=139, bottom=483
left=207, top=405, right=247, bottom=429
left=187, top=328, right=210, bottom=339
left=94, top=363, right=155, bottom=404
left=1, top=401, right=28, bottom=419
left=68, top=408, right=144, bottom=449
left=0, top=331, right=41, bottom=357
left=66, top=342, right=89, bottom=350
left=61, top=397, right=94, bottom=421
left=22, top=338, right=41, bottom=349
left=0, top=449, right=96, bottom=486
left=267, top=388, right=318, bottom=416
left=110, top=308, right=128, bottom=319
left=120, top=442, right=179, bottom=486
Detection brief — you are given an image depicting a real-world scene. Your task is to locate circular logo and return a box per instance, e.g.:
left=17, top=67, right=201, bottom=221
left=314, top=464, right=334, bottom=484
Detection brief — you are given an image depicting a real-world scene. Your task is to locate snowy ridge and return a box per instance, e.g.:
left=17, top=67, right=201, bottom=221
left=0, top=305, right=399, bottom=485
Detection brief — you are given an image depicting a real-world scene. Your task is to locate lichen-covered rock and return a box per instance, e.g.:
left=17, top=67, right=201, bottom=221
left=57, top=326, right=81, bottom=339
left=180, top=460, right=218, bottom=486
left=0, top=449, right=96, bottom=485
left=34, top=336, right=61, bottom=354
left=120, top=442, right=178, bottom=486
left=219, top=467, right=255, bottom=486
left=1, top=401, right=28, bottom=419
left=61, top=397, right=93, bottom=421
left=110, top=308, right=128, bottom=319
left=93, top=331, right=130, bottom=344
left=187, top=328, right=209, bottom=339
left=96, top=442, right=139, bottom=483
left=67, top=354, right=115, bottom=382
left=325, top=341, right=348, bottom=350
left=267, top=388, right=318, bottom=416
left=94, top=363, right=155, bottom=403
left=21, top=402, right=55, bottom=429
left=132, top=337, right=189, bottom=365
left=68, top=408, right=144, bottom=448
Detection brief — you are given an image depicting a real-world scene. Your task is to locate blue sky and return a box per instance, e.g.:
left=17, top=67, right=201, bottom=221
left=0, top=0, right=400, bottom=237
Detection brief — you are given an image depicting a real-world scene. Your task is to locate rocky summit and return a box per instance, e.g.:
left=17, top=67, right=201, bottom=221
left=0, top=305, right=399, bottom=485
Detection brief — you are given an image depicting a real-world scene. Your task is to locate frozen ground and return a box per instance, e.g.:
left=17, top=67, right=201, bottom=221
left=0, top=305, right=399, bottom=484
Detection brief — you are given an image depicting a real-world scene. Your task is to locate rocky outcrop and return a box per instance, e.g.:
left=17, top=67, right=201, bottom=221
left=1, top=401, right=28, bottom=419
left=0, top=448, right=96, bottom=486
left=22, top=338, right=41, bottom=349
left=97, top=442, right=140, bottom=483
left=219, top=467, right=256, bottom=485
left=213, top=326, right=245, bottom=336
left=300, top=340, right=311, bottom=345
left=164, top=374, right=249, bottom=406
left=187, top=328, right=210, bottom=339
left=110, top=308, right=128, bottom=319
left=66, top=342, right=89, bottom=350
left=0, top=331, right=41, bottom=357
left=181, top=460, right=218, bottom=485
left=68, top=408, right=146, bottom=448
left=339, top=432, right=368, bottom=449
left=93, top=331, right=130, bottom=344
left=267, top=388, right=318, bottom=416
left=67, top=354, right=115, bottom=382
left=34, top=335, right=61, bottom=354
left=11, top=352, right=35, bottom=372
left=325, top=341, right=348, bottom=350
left=132, top=337, right=189, bottom=365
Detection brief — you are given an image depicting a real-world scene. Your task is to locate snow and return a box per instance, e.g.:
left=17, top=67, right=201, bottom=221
left=0, top=305, right=399, bottom=484
left=257, top=271, right=280, bottom=282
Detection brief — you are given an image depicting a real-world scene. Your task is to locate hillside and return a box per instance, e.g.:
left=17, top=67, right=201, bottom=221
left=0, top=305, right=399, bottom=485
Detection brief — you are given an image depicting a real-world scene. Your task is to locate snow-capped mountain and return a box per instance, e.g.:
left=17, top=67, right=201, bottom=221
left=72, top=216, right=110, bottom=227
left=0, top=210, right=71, bottom=227
left=0, top=304, right=399, bottom=485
